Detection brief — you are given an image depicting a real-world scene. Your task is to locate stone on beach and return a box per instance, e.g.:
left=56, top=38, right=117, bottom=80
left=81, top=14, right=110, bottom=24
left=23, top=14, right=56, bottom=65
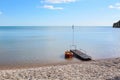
left=0, top=58, right=120, bottom=80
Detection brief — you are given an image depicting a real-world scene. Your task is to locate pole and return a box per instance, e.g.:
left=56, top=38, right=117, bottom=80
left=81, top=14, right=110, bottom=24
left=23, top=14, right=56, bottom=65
left=72, top=25, right=74, bottom=46
left=70, top=25, right=76, bottom=50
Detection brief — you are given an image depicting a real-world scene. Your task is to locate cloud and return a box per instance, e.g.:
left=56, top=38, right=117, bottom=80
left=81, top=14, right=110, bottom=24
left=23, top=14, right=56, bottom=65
left=42, top=0, right=77, bottom=4
left=0, top=11, right=2, bottom=15
left=109, top=3, right=120, bottom=10
left=43, top=5, right=63, bottom=10
left=40, top=0, right=77, bottom=10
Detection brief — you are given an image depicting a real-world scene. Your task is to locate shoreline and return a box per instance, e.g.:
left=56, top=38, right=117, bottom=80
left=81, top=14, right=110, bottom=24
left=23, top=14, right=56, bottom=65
left=0, top=59, right=83, bottom=70
left=0, top=57, right=119, bottom=70
left=0, top=57, right=120, bottom=80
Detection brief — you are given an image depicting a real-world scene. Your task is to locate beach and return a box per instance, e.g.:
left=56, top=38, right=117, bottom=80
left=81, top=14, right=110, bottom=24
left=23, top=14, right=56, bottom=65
left=0, top=58, right=120, bottom=80
left=1, top=0, right=120, bottom=79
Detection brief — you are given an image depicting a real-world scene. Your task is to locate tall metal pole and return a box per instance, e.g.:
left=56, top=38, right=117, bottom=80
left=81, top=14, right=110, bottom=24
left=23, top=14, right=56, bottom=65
left=72, top=25, right=74, bottom=46
left=70, top=25, right=76, bottom=50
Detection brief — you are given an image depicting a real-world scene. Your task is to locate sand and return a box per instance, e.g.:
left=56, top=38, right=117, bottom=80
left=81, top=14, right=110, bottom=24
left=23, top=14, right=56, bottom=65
left=0, top=58, right=120, bottom=80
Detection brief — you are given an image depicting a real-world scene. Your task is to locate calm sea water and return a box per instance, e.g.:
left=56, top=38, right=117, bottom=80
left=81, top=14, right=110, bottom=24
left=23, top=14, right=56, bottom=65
left=0, top=26, right=120, bottom=66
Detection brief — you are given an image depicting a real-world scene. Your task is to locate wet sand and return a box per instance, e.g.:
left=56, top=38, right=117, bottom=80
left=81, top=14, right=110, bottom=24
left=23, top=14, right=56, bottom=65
left=0, top=58, right=120, bottom=80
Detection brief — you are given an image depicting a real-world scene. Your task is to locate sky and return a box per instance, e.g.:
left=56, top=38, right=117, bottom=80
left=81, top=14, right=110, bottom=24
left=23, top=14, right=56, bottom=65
left=0, top=0, right=120, bottom=26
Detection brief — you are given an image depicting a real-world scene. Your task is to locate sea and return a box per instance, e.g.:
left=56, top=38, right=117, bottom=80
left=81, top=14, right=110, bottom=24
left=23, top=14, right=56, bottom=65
left=0, top=26, right=120, bottom=66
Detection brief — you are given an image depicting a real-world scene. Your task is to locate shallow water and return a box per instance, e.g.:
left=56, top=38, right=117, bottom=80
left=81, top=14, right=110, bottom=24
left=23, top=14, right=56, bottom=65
left=0, top=26, right=120, bottom=66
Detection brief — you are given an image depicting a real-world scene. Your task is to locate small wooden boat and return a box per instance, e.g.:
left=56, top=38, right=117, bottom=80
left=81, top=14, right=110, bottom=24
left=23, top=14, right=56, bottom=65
left=65, top=50, right=73, bottom=59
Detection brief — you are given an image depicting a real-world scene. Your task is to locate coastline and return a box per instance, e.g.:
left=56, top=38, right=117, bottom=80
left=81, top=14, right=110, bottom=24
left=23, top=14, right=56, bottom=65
left=0, top=57, right=120, bottom=80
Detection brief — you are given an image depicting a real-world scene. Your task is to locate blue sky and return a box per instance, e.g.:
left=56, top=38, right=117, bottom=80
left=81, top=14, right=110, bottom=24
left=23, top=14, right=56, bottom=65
left=0, top=0, right=120, bottom=26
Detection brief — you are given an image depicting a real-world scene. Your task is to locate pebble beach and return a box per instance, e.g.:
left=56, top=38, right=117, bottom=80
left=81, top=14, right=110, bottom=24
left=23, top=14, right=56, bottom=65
left=0, top=58, right=120, bottom=80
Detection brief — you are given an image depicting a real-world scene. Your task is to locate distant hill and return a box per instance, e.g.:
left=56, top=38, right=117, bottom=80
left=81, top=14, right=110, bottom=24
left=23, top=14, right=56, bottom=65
left=113, top=20, right=120, bottom=28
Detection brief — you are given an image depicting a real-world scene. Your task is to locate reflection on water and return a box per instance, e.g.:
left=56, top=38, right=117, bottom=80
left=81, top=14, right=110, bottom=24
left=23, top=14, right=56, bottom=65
left=0, top=26, right=120, bottom=66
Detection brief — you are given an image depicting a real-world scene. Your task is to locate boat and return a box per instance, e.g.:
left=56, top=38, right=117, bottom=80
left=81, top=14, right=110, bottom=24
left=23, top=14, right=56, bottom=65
left=64, top=25, right=92, bottom=61
left=65, top=50, right=73, bottom=59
